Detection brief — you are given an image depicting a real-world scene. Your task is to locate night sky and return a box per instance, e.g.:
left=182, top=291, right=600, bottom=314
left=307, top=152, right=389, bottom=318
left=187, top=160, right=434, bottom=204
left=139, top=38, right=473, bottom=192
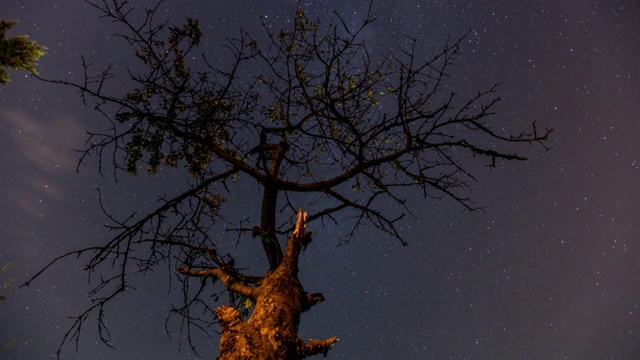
left=2, top=1, right=640, bottom=359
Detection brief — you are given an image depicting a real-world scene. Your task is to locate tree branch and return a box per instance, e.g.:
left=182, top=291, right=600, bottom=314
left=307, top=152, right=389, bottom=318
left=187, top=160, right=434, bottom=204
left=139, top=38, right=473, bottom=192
left=175, top=266, right=257, bottom=300
left=299, top=336, right=339, bottom=358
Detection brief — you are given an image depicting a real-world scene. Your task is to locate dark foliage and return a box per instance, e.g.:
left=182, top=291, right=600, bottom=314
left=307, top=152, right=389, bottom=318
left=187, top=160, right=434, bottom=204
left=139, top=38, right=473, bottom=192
left=0, top=19, right=45, bottom=84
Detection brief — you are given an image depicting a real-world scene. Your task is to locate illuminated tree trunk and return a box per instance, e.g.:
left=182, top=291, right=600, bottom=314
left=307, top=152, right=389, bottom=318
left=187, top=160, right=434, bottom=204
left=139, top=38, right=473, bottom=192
left=178, top=211, right=337, bottom=359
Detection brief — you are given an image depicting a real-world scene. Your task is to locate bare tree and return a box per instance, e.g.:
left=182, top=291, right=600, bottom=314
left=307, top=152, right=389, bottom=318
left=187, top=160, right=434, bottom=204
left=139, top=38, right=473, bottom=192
left=23, top=1, right=550, bottom=359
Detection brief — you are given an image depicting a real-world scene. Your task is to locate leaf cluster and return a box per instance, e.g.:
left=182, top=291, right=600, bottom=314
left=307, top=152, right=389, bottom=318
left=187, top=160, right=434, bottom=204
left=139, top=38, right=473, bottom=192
left=0, top=20, right=46, bottom=84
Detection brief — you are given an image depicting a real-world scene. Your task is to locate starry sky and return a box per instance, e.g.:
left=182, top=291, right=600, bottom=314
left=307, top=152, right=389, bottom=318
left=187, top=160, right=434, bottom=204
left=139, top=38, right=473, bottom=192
left=1, top=1, right=639, bottom=359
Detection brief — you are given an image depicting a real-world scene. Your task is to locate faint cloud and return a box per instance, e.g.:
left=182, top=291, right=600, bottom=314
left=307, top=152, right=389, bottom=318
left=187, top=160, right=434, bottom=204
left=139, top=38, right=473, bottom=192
left=1, top=108, right=84, bottom=216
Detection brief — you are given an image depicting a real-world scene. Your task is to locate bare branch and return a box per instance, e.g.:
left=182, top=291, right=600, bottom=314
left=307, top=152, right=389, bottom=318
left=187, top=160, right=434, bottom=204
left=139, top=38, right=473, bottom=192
left=175, top=266, right=256, bottom=300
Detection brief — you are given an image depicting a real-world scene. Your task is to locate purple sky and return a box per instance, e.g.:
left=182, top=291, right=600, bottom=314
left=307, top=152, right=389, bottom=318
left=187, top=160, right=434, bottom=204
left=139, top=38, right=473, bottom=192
left=1, top=1, right=639, bottom=359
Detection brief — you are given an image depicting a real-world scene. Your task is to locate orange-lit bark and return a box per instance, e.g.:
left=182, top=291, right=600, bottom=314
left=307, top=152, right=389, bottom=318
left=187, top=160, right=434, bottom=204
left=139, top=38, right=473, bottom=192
left=177, top=211, right=338, bottom=359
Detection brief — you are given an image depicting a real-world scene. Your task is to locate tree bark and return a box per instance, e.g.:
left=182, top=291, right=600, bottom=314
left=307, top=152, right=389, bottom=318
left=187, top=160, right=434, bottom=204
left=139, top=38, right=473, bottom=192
left=260, top=184, right=283, bottom=270
left=178, top=210, right=337, bottom=359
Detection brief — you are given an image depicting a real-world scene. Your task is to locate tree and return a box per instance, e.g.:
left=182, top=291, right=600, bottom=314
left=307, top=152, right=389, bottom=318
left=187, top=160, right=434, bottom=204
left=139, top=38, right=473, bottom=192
left=1, top=262, right=17, bottom=354
left=0, top=262, right=13, bottom=303
left=0, top=20, right=46, bottom=84
left=23, top=1, right=551, bottom=359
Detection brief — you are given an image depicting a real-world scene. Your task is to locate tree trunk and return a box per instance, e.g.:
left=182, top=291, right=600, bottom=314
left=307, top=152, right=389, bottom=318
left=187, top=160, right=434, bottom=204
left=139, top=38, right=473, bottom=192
left=215, top=270, right=310, bottom=359
left=179, top=211, right=337, bottom=359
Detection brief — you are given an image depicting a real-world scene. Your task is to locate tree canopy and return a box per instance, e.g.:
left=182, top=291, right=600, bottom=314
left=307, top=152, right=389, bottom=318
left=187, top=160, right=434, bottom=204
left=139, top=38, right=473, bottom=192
left=23, top=1, right=550, bottom=358
left=0, top=20, right=46, bottom=84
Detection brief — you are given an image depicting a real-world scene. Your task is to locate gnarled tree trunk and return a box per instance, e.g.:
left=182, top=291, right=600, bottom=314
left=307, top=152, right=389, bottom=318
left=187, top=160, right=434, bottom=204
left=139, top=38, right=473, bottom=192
left=178, top=211, right=337, bottom=359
